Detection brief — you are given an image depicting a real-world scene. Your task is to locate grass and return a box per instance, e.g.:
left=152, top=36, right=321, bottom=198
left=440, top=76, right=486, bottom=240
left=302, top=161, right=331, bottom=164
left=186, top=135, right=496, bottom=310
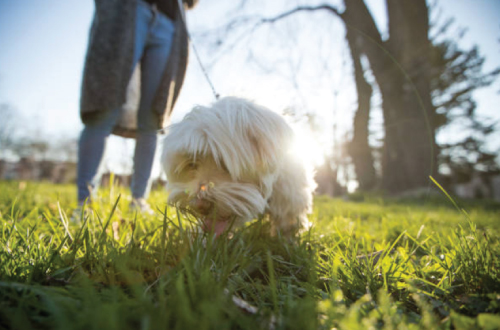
left=1, top=180, right=500, bottom=329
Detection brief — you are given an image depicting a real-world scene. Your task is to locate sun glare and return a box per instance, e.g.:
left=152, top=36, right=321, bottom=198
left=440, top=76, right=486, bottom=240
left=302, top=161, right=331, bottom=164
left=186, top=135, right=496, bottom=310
left=290, top=124, right=328, bottom=168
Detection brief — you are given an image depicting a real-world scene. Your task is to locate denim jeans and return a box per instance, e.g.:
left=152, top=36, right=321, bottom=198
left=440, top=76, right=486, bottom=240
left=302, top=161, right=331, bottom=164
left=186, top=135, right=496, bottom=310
left=77, top=0, right=175, bottom=203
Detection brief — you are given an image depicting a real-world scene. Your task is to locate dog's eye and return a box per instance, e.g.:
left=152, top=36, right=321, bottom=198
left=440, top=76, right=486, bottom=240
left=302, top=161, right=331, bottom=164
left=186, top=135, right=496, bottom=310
left=174, top=160, right=198, bottom=174
left=187, top=162, right=198, bottom=171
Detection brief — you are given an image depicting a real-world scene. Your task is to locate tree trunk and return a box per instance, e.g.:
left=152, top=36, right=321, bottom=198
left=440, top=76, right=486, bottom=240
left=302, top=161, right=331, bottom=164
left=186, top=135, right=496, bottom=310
left=342, top=0, right=436, bottom=193
left=345, top=29, right=377, bottom=191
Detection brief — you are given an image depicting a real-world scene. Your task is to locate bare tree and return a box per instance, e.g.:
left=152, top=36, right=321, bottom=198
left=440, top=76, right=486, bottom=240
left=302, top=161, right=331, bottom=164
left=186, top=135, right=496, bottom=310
left=213, top=1, right=441, bottom=193
left=0, top=103, right=18, bottom=158
left=206, top=0, right=499, bottom=194
left=345, top=28, right=377, bottom=191
left=340, top=0, right=436, bottom=193
left=428, top=18, right=500, bottom=182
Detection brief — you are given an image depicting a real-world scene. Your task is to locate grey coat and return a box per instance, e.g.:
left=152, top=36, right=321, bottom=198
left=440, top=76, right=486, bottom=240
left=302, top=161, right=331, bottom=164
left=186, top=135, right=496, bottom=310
left=80, top=0, right=197, bottom=138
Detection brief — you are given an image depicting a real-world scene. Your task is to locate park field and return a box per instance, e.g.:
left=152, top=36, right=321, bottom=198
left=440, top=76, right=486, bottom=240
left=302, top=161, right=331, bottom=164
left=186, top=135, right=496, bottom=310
left=0, top=180, right=499, bottom=329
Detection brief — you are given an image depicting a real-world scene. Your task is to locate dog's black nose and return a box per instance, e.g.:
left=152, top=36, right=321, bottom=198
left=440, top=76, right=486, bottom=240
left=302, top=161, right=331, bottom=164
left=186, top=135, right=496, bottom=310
left=190, top=197, right=212, bottom=215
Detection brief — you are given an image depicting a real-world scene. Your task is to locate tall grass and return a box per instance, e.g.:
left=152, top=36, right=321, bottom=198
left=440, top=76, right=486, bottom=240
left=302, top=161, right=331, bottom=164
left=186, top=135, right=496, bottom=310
left=0, top=180, right=499, bottom=329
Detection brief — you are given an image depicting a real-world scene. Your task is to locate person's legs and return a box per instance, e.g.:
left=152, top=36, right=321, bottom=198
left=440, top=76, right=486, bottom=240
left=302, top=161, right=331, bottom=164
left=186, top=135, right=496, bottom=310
left=77, top=108, right=121, bottom=203
left=77, top=2, right=152, bottom=204
left=131, top=9, right=175, bottom=199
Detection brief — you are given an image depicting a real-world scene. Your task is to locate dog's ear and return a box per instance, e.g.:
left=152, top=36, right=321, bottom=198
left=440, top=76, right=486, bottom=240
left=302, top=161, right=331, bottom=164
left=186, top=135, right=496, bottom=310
left=224, top=97, right=294, bottom=173
left=245, top=123, right=288, bottom=172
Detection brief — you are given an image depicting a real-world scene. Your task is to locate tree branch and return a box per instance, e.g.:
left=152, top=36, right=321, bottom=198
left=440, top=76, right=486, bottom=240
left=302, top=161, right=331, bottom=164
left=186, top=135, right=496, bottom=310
left=202, top=5, right=343, bottom=71
left=259, top=5, right=342, bottom=25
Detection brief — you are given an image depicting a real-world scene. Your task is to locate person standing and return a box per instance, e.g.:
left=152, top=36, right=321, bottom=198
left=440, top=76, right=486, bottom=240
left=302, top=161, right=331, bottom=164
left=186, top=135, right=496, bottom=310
left=78, top=0, right=198, bottom=213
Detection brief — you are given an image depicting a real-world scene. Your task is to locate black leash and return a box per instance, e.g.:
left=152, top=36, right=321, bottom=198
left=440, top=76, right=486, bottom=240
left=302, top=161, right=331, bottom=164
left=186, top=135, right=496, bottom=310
left=176, top=0, right=220, bottom=100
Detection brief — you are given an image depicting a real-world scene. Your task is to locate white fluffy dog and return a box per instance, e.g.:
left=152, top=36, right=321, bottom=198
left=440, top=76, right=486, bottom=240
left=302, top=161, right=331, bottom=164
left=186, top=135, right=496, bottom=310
left=161, top=97, right=315, bottom=236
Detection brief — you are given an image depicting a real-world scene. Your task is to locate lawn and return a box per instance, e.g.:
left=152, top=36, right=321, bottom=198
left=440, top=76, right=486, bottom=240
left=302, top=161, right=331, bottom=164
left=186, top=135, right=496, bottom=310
left=1, top=180, right=499, bottom=329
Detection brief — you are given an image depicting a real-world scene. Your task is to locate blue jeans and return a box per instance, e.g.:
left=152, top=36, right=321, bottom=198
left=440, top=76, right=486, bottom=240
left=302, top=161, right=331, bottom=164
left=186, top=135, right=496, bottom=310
left=77, top=0, right=175, bottom=203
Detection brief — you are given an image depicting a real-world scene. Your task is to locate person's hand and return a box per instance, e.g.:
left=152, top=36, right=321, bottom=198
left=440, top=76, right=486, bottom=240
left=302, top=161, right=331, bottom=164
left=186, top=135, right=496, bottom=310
left=183, top=0, right=198, bottom=9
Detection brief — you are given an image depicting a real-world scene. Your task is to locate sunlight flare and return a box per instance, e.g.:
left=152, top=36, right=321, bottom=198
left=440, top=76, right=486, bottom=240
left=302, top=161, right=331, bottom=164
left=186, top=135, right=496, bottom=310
left=289, top=124, right=327, bottom=167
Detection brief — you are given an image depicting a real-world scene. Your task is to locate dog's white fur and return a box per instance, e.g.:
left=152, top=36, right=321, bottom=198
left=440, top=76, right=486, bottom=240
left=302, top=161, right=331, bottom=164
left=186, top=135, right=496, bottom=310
left=161, top=97, right=315, bottom=235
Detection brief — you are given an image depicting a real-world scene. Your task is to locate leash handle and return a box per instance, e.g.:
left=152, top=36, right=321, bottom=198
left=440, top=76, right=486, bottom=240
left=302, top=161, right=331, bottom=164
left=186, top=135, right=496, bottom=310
left=176, top=0, right=220, bottom=100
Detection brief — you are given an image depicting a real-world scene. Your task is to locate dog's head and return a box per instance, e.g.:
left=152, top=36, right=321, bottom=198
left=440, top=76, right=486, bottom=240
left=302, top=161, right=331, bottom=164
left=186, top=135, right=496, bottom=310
left=162, top=97, right=293, bottom=234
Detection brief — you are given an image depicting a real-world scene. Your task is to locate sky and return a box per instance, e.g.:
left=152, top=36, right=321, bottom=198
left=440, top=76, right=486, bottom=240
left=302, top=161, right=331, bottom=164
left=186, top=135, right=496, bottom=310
left=0, top=0, right=499, bottom=175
